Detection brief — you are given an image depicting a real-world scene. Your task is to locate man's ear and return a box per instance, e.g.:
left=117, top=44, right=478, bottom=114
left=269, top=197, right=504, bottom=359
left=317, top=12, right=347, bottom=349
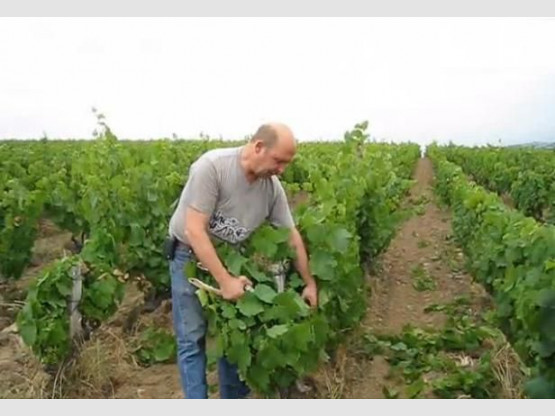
left=254, top=140, right=264, bottom=154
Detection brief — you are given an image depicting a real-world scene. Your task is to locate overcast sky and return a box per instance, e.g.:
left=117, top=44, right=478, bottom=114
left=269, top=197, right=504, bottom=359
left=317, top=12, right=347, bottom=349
left=1, top=17, right=555, bottom=146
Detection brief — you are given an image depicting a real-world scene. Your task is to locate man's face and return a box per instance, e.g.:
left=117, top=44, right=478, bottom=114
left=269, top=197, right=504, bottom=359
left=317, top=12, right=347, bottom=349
left=253, top=140, right=295, bottom=178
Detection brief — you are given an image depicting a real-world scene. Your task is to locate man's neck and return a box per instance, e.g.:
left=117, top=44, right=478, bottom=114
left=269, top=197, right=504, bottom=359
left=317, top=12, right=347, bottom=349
left=239, top=145, right=258, bottom=184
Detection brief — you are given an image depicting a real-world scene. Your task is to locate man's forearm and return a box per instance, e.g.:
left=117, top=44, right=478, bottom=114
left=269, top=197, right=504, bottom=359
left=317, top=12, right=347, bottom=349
left=291, top=228, right=316, bottom=286
left=186, top=228, right=230, bottom=285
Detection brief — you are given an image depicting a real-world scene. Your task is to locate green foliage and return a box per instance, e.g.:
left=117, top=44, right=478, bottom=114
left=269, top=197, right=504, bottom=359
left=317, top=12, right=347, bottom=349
left=411, top=265, right=437, bottom=292
left=438, top=144, right=555, bottom=223
left=8, top=123, right=420, bottom=392
left=0, top=179, right=45, bottom=279
left=429, top=144, right=555, bottom=398
left=16, top=255, right=125, bottom=366
left=358, top=298, right=508, bottom=399
left=190, top=225, right=330, bottom=396
left=133, top=327, right=177, bottom=366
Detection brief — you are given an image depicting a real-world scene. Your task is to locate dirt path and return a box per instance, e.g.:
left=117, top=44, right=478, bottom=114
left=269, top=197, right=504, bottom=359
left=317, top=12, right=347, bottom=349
left=363, top=158, right=474, bottom=334
left=310, top=158, right=498, bottom=399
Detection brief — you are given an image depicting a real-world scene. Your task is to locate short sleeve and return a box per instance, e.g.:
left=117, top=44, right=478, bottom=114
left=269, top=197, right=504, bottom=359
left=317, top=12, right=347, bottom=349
left=269, top=180, right=295, bottom=228
left=184, top=157, right=219, bottom=215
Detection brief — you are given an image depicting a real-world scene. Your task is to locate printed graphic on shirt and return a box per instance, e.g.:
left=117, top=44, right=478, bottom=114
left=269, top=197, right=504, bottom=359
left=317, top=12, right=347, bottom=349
left=208, top=211, right=249, bottom=243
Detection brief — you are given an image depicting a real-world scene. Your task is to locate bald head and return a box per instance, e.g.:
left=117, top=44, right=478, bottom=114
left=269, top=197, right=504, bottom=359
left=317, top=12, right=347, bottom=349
left=250, top=122, right=296, bottom=150
left=244, top=122, right=297, bottom=179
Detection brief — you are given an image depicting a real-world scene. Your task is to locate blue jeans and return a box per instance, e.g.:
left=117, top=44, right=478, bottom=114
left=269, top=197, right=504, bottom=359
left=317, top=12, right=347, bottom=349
left=170, top=246, right=251, bottom=399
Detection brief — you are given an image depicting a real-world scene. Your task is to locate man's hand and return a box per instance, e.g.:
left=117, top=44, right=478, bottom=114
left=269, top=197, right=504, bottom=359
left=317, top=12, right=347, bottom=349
left=219, top=275, right=253, bottom=301
left=302, top=281, right=318, bottom=308
left=289, top=227, right=318, bottom=308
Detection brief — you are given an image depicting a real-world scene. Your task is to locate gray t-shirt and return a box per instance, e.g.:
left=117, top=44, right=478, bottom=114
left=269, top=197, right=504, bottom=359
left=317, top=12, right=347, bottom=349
left=168, top=146, right=295, bottom=246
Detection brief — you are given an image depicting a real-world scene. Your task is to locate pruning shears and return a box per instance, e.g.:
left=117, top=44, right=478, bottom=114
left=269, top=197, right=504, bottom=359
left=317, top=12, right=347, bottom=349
left=188, top=277, right=254, bottom=296
left=189, top=260, right=286, bottom=296
left=188, top=261, right=254, bottom=297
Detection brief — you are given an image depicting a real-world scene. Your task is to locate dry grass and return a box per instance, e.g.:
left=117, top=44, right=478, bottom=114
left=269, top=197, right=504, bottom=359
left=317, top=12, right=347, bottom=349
left=0, top=332, right=50, bottom=399
left=49, top=328, right=134, bottom=399
left=0, top=328, right=136, bottom=400
left=491, top=341, right=527, bottom=399
left=47, top=289, right=173, bottom=399
left=0, top=298, right=150, bottom=399
left=321, top=346, right=348, bottom=399
left=294, top=327, right=381, bottom=399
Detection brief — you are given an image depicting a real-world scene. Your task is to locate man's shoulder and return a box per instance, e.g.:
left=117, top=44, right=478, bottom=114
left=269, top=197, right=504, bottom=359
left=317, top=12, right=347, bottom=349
left=200, top=146, right=242, bottom=165
left=189, top=146, right=241, bottom=174
left=269, top=176, right=288, bottom=198
left=269, top=175, right=284, bottom=188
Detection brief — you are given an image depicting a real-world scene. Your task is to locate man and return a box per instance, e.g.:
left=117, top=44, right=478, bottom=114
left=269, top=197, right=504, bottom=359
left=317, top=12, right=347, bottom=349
left=167, top=122, right=318, bottom=399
